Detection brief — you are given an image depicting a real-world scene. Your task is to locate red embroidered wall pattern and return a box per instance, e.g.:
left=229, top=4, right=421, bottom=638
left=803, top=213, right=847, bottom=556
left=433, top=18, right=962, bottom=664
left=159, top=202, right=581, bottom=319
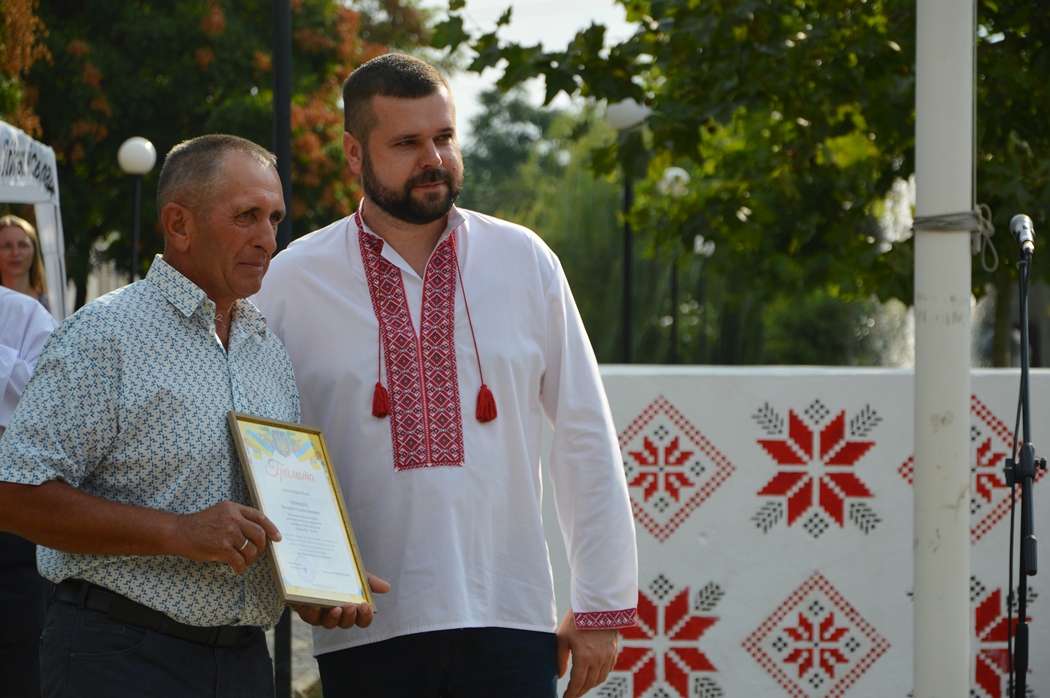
left=742, top=572, right=890, bottom=698
left=603, top=575, right=721, bottom=698
left=752, top=400, right=880, bottom=537
left=971, top=576, right=1035, bottom=698
left=619, top=396, right=735, bottom=542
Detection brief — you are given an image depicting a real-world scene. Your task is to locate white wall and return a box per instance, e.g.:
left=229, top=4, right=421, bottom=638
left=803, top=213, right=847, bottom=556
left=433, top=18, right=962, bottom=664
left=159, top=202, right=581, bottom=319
left=544, top=367, right=1049, bottom=697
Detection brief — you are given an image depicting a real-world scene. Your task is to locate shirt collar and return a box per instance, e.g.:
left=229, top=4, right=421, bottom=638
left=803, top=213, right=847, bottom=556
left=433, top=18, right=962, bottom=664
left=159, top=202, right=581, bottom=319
left=145, top=255, right=269, bottom=337
left=355, top=201, right=466, bottom=244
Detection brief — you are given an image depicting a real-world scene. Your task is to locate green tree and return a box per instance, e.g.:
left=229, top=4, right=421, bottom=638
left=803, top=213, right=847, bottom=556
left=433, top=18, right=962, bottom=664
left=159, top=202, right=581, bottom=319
left=975, top=1, right=1050, bottom=365
left=458, top=91, right=624, bottom=360
left=461, top=87, right=887, bottom=365
left=434, top=0, right=916, bottom=310
left=459, top=86, right=556, bottom=215
left=16, top=0, right=430, bottom=308
left=0, top=0, right=51, bottom=231
left=0, top=0, right=50, bottom=136
left=437, top=0, right=1050, bottom=366
left=510, top=112, right=625, bottom=362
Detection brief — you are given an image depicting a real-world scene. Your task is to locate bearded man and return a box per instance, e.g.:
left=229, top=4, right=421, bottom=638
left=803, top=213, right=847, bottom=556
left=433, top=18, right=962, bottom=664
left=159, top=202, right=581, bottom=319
left=254, top=53, right=638, bottom=698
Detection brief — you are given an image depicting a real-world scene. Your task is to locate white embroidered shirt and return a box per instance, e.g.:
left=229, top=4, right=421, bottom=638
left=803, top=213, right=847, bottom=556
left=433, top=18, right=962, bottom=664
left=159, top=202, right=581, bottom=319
left=255, top=205, right=638, bottom=655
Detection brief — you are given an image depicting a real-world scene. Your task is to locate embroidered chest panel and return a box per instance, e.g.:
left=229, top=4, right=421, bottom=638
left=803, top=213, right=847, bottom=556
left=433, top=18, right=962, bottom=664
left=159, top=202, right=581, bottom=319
left=359, top=228, right=465, bottom=470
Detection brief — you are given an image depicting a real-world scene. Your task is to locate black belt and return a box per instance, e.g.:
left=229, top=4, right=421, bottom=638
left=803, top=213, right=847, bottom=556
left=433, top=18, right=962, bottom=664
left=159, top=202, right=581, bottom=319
left=53, top=578, right=257, bottom=648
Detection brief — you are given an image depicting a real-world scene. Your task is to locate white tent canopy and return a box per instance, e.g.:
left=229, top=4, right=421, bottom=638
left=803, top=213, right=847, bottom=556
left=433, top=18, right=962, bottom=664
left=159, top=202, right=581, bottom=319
left=0, top=120, right=67, bottom=321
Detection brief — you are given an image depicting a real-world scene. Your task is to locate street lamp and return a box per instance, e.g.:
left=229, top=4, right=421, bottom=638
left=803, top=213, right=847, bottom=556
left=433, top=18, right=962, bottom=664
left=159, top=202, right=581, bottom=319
left=660, top=167, right=691, bottom=363
left=605, top=98, right=651, bottom=363
left=117, top=136, right=157, bottom=284
left=657, top=167, right=716, bottom=363
left=693, top=234, right=716, bottom=361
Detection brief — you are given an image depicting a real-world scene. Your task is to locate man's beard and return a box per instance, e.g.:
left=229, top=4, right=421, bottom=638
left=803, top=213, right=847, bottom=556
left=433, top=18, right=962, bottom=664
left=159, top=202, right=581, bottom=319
left=361, top=148, right=463, bottom=225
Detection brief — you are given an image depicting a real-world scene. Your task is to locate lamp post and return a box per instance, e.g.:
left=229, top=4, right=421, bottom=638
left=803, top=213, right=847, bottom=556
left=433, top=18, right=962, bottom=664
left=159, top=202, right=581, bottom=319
left=117, top=137, right=157, bottom=284
left=659, top=167, right=691, bottom=363
left=693, top=234, right=715, bottom=362
left=270, top=2, right=295, bottom=693
left=271, top=4, right=294, bottom=695
left=273, top=0, right=293, bottom=254
left=605, top=98, right=651, bottom=363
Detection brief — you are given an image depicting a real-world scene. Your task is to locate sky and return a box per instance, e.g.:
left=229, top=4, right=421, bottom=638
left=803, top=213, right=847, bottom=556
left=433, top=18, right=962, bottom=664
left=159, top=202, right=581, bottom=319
left=425, top=0, right=637, bottom=143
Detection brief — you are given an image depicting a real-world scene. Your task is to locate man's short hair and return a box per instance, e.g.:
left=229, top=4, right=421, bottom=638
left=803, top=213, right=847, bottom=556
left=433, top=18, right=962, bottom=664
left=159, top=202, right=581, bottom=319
left=342, top=53, right=450, bottom=143
left=157, top=134, right=277, bottom=217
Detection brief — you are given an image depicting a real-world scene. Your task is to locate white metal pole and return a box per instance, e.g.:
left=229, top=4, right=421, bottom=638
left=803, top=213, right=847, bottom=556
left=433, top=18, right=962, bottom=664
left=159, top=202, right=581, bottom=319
left=913, top=0, right=973, bottom=694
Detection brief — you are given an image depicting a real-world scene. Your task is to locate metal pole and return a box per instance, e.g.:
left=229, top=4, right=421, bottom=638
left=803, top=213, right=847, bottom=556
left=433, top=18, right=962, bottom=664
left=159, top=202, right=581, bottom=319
left=273, top=607, right=292, bottom=697
left=670, top=258, right=678, bottom=363
left=699, top=271, right=707, bottom=362
left=913, top=0, right=973, bottom=693
left=622, top=176, right=633, bottom=363
left=129, top=174, right=141, bottom=284
left=274, top=0, right=293, bottom=253
left=272, top=4, right=294, bottom=695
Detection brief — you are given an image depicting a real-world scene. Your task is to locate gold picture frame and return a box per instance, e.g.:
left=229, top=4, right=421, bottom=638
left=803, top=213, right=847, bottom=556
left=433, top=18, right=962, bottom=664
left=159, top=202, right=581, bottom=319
left=227, top=411, right=374, bottom=609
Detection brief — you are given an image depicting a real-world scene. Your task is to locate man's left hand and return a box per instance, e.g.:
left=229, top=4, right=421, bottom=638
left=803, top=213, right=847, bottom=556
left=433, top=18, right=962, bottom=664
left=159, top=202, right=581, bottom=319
left=556, top=608, right=619, bottom=698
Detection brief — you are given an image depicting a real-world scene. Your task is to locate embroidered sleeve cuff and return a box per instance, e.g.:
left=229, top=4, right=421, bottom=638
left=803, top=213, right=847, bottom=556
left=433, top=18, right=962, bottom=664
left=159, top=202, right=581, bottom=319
left=574, top=608, right=638, bottom=629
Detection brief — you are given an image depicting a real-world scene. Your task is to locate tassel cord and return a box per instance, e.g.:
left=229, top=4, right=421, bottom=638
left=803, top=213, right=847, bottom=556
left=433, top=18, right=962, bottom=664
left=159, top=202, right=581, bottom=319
left=453, top=239, right=497, bottom=423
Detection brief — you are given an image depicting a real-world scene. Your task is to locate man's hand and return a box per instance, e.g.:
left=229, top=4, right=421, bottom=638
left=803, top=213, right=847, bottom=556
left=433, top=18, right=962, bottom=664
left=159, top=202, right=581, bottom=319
left=0, top=483, right=283, bottom=566
left=172, top=501, right=281, bottom=574
left=293, top=573, right=391, bottom=629
left=556, top=609, right=620, bottom=698
left=554, top=608, right=617, bottom=692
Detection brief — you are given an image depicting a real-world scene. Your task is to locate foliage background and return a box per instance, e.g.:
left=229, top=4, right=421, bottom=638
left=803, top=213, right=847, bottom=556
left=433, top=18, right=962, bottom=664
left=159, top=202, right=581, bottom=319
left=3, top=0, right=1048, bottom=366
left=436, top=0, right=1050, bottom=367
left=1, top=0, right=430, bottom=307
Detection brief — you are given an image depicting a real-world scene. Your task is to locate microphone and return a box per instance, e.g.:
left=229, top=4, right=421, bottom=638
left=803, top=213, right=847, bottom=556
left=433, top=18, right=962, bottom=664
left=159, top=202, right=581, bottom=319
left=1012, top=214, right=1036, bottom=256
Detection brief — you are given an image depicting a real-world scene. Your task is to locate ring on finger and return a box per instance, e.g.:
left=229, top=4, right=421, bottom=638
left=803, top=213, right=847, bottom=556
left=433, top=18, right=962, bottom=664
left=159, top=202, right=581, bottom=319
left=239, top=538, right=250, bottom=552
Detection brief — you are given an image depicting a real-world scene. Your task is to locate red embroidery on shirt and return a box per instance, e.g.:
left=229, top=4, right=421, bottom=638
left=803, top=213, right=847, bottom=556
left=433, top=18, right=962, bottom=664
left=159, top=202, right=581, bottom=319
left=574, top=608, right=639, bottom=629
left=359, top=225, right=465, bottom=470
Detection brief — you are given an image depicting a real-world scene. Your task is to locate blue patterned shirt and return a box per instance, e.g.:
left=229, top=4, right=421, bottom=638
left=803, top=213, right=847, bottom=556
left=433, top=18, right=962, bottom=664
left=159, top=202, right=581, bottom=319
left=0, top=256, right=300, bottom=628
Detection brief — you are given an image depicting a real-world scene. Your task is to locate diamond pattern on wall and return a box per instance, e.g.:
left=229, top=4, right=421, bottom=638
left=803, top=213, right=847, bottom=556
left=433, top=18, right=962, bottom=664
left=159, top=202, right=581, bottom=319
left=743, top=572, right=890, bottom=698
left=620, top=396, right=734, bottom=542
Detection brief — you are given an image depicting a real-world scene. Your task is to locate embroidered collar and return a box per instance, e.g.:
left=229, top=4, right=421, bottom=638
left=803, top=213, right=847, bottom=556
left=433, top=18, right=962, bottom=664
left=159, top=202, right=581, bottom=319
left=353, top=201, right=497, bottom=471
left=357, top=218, right=465, bottom=470
left=352, top=202, right=466, bottom=263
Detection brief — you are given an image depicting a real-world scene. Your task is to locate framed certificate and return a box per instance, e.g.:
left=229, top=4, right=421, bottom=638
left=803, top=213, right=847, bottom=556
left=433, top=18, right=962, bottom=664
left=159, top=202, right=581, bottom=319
left=227, top=412, right=374, bottom=609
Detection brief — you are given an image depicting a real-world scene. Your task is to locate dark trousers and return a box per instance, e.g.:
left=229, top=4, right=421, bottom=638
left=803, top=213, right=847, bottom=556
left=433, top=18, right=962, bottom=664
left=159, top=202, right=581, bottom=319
left=0, top=532, right=50, bottom=698
left=317, top=627, right=558, bottom=698
left=40, top=601, right=275, bottom=698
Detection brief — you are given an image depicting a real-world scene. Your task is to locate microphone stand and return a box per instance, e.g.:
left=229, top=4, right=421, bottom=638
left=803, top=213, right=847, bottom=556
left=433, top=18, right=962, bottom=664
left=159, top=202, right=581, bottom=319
left=1004, top=245, right=1046, bottom=696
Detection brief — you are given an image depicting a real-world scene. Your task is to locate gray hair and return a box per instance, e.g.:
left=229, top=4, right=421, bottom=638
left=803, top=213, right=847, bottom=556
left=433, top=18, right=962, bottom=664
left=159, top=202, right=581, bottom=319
left=157, top=134, right=277, bottom=216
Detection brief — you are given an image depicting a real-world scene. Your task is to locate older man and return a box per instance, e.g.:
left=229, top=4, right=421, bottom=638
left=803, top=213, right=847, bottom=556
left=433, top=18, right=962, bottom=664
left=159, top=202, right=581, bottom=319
left=255, top=54, right=638, bottom=698
left=0, top=134, right=378, bottom=697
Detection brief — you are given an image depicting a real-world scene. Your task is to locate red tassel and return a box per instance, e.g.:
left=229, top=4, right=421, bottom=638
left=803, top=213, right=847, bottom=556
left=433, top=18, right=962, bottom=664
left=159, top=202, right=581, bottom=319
left=372, top=382, right=390, bottom=418
left=476, top=383, right=497, bottom=423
